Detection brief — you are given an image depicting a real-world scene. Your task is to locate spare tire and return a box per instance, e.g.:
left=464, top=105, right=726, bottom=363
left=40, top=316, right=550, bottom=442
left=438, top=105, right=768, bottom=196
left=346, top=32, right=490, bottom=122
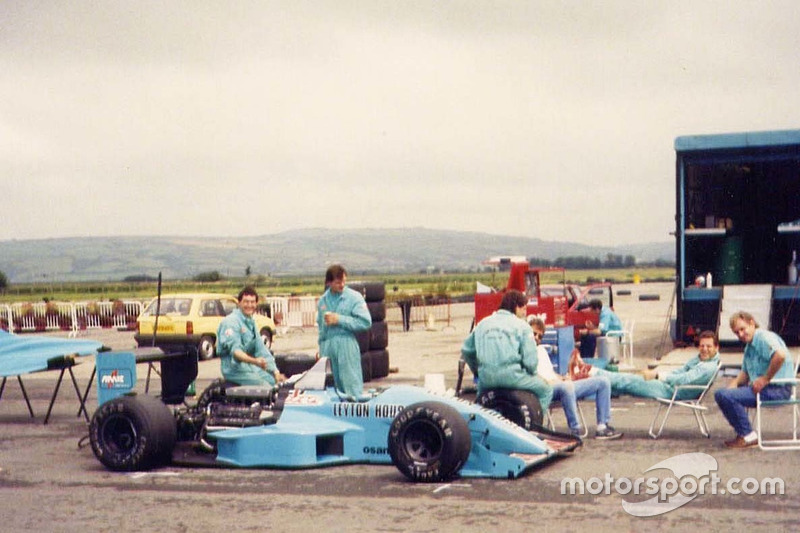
left=476, top=389, right=544, bottom=430
left=368, top=321, right=388, bottom=351
left=370, top=349, right=390, bottom=379
left=367, top=301, right=386, bottom=322
left=89, top=394, right=176, bottom=471
left=388, top=401, right=471, bottom=482
left=348, top=281, right=386, bottom=303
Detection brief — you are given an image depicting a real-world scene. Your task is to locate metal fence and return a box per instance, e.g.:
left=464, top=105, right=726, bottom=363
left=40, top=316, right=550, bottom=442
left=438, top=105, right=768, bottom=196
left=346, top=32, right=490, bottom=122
left=387, top=296, right=452, bottom=330
left=1, top=300, right=143, bottom=336
left=263, top=296, right=319, bottom=333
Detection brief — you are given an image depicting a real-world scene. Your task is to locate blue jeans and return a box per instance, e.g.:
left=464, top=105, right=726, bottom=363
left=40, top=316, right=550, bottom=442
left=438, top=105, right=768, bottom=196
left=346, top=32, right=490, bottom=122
left=714, top=385, right=792, bottom=436
left=552, top=375, right=612, bottom=431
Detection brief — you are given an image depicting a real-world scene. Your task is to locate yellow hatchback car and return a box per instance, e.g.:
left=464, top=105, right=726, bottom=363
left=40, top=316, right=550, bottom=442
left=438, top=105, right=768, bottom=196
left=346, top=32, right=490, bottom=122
left=134, top=293, right=277, bottom=360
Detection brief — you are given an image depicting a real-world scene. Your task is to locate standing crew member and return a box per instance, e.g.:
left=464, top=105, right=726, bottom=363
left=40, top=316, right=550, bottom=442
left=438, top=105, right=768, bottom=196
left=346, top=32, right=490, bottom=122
left=317, top=264, right=372, bottom=400
left=217, top=286, right=283, bottom=386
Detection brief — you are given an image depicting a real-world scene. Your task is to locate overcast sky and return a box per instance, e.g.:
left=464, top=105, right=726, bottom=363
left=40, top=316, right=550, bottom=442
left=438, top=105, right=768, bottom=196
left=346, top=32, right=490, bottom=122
left=2, top=1, right=799, bottom=247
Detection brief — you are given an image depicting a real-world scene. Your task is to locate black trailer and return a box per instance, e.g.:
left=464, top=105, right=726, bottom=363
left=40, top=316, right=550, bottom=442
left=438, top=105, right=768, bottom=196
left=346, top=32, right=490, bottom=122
left=675, top=129, right=800, bottom=345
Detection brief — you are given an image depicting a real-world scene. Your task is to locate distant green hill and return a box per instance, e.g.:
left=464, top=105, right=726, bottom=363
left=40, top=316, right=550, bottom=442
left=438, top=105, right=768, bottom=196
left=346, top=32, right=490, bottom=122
left=0, top=228, right=672, bottom=282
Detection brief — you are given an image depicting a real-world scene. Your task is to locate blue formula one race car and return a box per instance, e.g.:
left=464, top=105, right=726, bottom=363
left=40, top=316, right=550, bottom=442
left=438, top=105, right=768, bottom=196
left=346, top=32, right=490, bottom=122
left=88, top=354, right=580, bottom=482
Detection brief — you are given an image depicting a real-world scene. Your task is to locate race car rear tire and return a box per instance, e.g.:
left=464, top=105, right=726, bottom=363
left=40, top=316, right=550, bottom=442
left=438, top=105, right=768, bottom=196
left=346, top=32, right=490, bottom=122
left=198, top=335, right=216, bottom=361
left=476, top=389, right=544, bottom=430
left=388, top=401, right=471, bottom=483
left=89, top=394, right=177, bottom=472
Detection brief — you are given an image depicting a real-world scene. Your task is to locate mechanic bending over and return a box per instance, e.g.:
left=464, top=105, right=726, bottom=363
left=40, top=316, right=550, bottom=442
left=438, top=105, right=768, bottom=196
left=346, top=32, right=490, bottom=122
left=529, top=316, right=622, bottom=440
left=317, top=264, right=372, bottom=400
left=217, top=286, right=285, bottom=386
left=461, top=289, right=553, bottom=412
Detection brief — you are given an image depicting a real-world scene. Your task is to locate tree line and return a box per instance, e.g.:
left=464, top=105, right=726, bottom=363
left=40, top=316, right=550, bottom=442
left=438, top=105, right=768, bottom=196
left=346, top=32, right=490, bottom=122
left=527, top=254, right=674, bottom=269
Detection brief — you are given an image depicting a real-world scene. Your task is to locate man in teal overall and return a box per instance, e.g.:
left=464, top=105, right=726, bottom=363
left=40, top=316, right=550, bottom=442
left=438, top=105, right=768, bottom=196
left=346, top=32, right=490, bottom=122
left=317, top=265, right=372, bottom=399
left=461, top=289, right=553, bottom=412
left=217, top=286, right=283, bottom=386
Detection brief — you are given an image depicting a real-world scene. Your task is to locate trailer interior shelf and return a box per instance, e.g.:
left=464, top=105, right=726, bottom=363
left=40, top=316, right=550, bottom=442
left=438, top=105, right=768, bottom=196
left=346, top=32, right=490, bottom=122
left=777, top=225, right=800, bottom=234
left=685, top=228, right=727, bottom=236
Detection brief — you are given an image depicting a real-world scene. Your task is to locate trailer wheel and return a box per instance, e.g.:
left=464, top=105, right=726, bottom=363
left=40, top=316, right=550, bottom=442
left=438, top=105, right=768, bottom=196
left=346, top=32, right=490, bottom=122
left=388, top=401, right=471, bottom=483
left=90, top=394, right=176, bottom=471
left=476, top=389, right=543, bottom=430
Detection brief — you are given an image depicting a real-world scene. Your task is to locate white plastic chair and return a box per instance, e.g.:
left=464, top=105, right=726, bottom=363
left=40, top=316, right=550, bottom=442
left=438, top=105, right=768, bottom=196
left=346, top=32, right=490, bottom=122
left=607, top=320, right=635, bottom=369
left=648, top=360, right=722, bottom=439
left=755, top=356, right=800, bottom=451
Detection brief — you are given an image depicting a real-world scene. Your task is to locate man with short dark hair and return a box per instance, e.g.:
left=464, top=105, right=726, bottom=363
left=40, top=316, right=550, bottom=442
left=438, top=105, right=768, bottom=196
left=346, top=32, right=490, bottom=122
left=461, top=290, right=553, bottom=411
left=217, top=286, right=283, bottom=386
left=579, top=299, right=623, bottom=358
left=317, top=265, right=372, bottom=399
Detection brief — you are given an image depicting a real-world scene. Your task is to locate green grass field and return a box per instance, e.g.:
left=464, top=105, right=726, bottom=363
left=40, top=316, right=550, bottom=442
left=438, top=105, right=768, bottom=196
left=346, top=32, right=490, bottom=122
left=0, top=267, right=675, bottom=304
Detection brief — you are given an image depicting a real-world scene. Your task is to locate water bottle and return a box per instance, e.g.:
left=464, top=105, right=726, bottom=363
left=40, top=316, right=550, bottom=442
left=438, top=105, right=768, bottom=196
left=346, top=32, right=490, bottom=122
left=789, top=250, right=798, bottom=285
left=706, top=272, right=712, bottom=288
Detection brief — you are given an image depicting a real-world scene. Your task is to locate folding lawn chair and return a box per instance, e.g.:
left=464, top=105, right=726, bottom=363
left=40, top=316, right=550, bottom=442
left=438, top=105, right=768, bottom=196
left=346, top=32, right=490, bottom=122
left=648, top=360, right=722, bottom=439
left=755, top=356, right=800, bottom=451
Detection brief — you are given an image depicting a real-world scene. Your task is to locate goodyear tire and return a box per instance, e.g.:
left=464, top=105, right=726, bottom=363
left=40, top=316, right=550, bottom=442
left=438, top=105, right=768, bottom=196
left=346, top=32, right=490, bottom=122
left=198, top=335, right=216, bottom=361
left=89, top=394, right=177, bottom=472
left=388, top=401, right=471, bottom=483
left=476, top=389, right=543, bottom=430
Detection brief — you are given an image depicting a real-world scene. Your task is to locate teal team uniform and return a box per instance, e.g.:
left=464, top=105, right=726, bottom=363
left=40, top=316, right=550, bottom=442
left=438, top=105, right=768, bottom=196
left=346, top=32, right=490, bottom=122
left=598, top=352, right=720, bottom=400
left=461, top=309, right=553, bottom=411
left=598, top=306, right=623, bottom=335
left=217, top=307, right=278, bottom=386
left=318, top=286, right=372, bottom=399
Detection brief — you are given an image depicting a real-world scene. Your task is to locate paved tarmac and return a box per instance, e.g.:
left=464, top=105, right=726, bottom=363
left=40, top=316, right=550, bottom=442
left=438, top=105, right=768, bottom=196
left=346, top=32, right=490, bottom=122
left=1, top=282, right=799, bottom=532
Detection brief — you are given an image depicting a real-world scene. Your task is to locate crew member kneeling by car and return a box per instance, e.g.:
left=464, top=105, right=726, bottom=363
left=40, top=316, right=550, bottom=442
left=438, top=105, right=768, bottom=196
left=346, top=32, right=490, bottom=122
left=217, top=286, right=285, bottom=386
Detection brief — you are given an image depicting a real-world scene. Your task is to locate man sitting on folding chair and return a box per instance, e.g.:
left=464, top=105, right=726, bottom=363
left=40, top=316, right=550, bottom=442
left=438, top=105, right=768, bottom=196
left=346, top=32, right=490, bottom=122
left=569, top=330, right=720, bottom=401
left=529, top=317, right=622, bottom=440
left=715, top=311, right=795, bottom=449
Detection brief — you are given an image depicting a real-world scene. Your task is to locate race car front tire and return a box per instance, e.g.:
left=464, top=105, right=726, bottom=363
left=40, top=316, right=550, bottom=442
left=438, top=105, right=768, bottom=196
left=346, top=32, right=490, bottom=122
left=388, top=401, right=471, bottom=483
left=476, top=389, right=544, bottom=430
left=89, top=394, right=177, bottom=472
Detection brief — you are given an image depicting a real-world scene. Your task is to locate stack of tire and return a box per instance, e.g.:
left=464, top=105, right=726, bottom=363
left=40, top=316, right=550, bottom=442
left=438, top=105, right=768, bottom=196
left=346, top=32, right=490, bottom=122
left=349, top=281, right=390, bottom=382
